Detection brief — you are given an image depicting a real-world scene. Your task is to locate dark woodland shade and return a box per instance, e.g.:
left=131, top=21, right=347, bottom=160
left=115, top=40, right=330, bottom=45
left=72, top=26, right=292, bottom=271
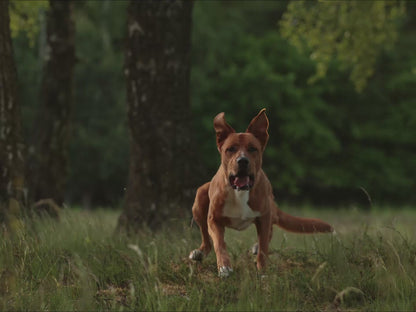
left=28, top=0, right=75, bottom=206
left=0, top=0, right=26, bottom=220
left=117, top=0, right=195, bottom=231
left=5, top=1, right=416, bottom=209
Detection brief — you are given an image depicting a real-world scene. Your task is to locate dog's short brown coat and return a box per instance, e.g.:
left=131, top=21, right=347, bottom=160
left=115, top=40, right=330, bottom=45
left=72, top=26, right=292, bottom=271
left=189, top=109, right=333, bottom=276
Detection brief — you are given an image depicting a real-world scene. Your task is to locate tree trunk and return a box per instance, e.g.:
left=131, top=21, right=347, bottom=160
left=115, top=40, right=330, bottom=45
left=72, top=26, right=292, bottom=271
left=0, top=0, right=27, bottom=227
left=117, top=0, right=195, bottom=231
left=28, top=0, right=75, bottom=207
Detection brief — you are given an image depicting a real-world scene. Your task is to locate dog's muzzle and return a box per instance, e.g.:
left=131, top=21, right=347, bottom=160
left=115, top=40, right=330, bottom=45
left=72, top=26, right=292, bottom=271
left=229, top=174, right=254, bottom=191
left=229, top=156, right=254, bottom=190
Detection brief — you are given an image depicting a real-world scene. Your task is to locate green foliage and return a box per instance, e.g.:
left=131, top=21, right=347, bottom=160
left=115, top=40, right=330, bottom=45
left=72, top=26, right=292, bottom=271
left=11, top=0, right=416, bottom=206
left=191, top=1, right=416, bottom=204
left=9, top=0, right=49, bottom=45
left=68, top=1, right=129, bottom=206
left=280, top=0, right=406, bottom=92
left=1, top=208, right=416, bottom=310
left=13, top=1, right=129, bottom=206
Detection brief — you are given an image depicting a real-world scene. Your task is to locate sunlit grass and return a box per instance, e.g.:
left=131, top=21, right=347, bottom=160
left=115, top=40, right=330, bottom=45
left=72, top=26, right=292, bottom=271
left=1, top=207, right=415, bottom=310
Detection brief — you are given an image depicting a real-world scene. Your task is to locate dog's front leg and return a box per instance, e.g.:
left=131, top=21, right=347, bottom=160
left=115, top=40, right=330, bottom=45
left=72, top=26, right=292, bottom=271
left=189, top=183, right=212, bottom=261
left=255, top=213, right=272, bottom=270
left=208, top=216, right=232, bottom=277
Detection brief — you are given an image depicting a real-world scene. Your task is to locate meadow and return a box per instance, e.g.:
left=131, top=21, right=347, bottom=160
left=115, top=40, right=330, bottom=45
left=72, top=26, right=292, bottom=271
left=1, top=207, right=415, bottom=311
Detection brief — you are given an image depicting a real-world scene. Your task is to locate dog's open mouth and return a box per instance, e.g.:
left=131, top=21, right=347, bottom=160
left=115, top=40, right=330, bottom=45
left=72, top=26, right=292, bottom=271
left=229, top=174, right=254, bottom=191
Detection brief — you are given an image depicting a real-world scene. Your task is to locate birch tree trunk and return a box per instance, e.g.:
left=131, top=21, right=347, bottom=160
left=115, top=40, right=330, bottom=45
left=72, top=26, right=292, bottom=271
left=28, top=0, right=75, bottom=207
left=0, top=0, right=27, bottom=228
left=117, top=0, right=195, bottom=231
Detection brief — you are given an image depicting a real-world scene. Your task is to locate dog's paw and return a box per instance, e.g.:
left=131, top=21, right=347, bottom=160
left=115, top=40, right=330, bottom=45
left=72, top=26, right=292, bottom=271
left=251, top=243, right=258, bottom=255
left=189, top=249, right=204, bottom=261
left=218, top=266, right=233, bottom=278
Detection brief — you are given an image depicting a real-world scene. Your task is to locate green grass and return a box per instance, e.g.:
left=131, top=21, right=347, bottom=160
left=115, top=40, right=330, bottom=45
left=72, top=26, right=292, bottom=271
left=1, top=207, right=416, bottom=311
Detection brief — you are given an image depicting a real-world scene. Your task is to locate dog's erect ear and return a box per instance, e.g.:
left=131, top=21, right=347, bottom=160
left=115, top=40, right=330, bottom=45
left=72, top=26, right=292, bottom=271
left=246, top=108, right=269, bottom=149
left=213, top=112, right=235, bottom=151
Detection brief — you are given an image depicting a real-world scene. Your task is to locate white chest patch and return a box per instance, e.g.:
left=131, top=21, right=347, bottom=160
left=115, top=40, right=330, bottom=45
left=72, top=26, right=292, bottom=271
left=222, top=190, right=260, bottom=230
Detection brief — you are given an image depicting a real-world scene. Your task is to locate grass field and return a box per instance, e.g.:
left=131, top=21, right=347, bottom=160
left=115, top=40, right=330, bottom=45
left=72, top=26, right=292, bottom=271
left=1, top=206, right=416, bottom=311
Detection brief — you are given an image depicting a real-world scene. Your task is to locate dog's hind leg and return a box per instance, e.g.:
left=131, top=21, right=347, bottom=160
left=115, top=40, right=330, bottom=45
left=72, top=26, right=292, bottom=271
left=251, top=227, right=273, bottom=255
left=189, top=182, right=212, bottom=261
left=253, top=213, right=273, bottom=270
left=252, top=201, right=280, bottom=255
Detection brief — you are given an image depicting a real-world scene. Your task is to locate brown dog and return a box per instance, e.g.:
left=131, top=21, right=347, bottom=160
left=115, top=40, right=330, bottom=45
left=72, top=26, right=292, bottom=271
left=189, top=109, right=333, bottom=277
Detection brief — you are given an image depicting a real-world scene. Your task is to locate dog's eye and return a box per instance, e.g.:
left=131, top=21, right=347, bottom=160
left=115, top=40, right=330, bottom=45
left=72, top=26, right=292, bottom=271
left=226, top=146, right=237, bottom=153
left=248, top=146, right=258, bottom=153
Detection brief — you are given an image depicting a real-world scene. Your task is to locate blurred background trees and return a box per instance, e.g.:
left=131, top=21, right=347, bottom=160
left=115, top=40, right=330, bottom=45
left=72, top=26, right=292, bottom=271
left=191, top=1, right=416, bottom=206
left=280, top=1, right=406, bottom=92
left=117, top=0, right=195, bottom=231
left=7, top=0, right=416, bottom=212
left=28, top=0, right=75, bottom=207
left=0, top=0, right=27, bottom=228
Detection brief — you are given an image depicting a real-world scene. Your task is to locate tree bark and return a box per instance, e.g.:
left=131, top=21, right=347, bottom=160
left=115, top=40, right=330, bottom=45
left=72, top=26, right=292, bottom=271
left=28, top=0, right=75, bottom=207
left=118, top=0, right=195, bottom=231
left=0, top=0, right=27, bottom=227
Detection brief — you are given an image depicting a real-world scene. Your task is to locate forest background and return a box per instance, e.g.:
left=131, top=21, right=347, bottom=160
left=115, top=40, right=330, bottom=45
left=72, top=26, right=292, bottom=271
left=10, top=1, right=416, bottom=211
left=2, top=2, right=416, bottom=310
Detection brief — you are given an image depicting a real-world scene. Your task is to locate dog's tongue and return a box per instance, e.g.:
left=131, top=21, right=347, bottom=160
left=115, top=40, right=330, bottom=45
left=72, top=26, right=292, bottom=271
left=234, top=176, right=250, bottom=188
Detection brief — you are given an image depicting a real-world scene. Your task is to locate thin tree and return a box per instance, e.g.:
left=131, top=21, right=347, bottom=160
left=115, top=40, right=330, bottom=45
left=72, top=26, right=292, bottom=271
left=0, top=0, right=27, bottom=229
left=28, top=0, right=75, bottom=208
left=117, top=0, right=195, bottom=231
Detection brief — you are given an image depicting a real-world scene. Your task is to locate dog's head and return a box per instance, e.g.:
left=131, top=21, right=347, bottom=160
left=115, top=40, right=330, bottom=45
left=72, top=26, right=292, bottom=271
left=214, top=109, right=269, bottom=191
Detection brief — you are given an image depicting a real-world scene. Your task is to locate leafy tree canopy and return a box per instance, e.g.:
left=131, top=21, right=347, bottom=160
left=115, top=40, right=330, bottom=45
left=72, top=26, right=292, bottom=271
left=280, top=0, right=406, bottom=92
left=9, top=0, right=48, bottom=45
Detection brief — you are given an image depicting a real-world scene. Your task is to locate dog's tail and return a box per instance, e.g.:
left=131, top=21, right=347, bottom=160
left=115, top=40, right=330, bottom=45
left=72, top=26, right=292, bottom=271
left=274, top=209, right=334, bottom=233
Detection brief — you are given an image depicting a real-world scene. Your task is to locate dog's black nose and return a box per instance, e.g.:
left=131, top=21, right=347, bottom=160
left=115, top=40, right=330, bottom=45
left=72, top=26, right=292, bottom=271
left=237, top=156, right=249, bottom=167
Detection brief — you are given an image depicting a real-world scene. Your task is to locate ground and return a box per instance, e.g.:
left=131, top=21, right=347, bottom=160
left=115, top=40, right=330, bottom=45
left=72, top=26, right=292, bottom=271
left=1, top=206, right=415, bottom=311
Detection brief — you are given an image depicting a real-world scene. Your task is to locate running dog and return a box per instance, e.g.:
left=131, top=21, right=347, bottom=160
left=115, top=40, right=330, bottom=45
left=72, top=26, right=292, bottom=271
left=189, top=109, right=333, bottom=277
